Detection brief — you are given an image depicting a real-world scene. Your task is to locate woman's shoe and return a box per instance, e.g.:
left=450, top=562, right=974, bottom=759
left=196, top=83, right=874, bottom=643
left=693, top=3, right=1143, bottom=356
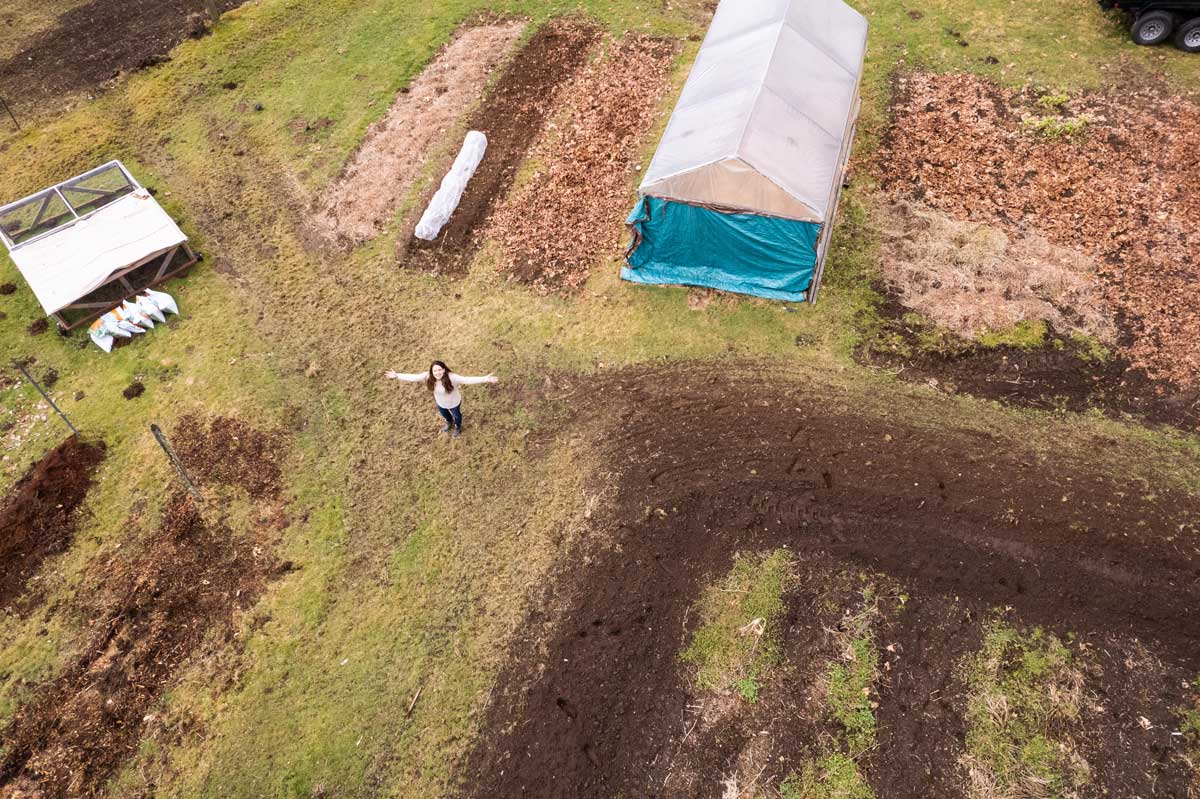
left=451, top=424, right=461, bottom=438
left=441, top=421, right=451, bottom=433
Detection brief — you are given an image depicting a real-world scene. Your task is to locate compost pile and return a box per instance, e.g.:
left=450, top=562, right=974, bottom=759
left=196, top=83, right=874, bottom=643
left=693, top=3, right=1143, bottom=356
left=486, top=36, right=678, bottom=292
left=876, top=72, right=1200, bottom=388
left=0, top=436, right=105, bottom=611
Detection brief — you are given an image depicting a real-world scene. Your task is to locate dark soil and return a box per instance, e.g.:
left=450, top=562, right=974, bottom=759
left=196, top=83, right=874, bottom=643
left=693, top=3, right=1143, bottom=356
left=122, top=381, right=144, bottom=399
left=457, top=365, right=1200, bottom=799
left=0, top=436, right=105, bottom=612
left=0, top=283, right=15, bottom=295
left=401, top=21, right=600, bottom=275
left=0, top=494, right=276, bottom=797
left=0, top=0, right=249, bottom=112
left=25, top=319, right=47, bottom=337
left=857, top=294, right=1200, bottom=431
left=170, top=414, right=283, bottom=498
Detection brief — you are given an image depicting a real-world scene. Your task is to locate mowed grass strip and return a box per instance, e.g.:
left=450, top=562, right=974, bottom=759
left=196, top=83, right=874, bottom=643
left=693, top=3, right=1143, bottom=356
left=682, top=549, right=794, bottom=703
left=961, top=622, right=1090, bottom=798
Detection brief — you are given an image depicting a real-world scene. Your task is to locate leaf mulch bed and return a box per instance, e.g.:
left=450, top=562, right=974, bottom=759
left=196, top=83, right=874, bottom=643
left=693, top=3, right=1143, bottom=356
left=485, top=36, right=679, bottom=293
left=0, top=435, right=105, bottom=613
left=875, top=71, right=1200, bottom=390
left=0, top=415, right=286, bottom=797
left=401, top=20, right=602, bottom=275
left=457, top=364, right=1200, bottom=799
left=0, top=0, right=248, bottom=113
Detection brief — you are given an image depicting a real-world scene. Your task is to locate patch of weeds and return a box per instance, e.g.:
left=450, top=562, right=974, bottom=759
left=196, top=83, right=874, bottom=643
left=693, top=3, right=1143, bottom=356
left=1021, top=113, right=1094, bottom=138
left=827, top=590, right=882, bottom=755
left=1036, top=90, right=1070, bottom=109
left=680, top=549, right=793, bottom=702
left=1067, top=332, right=1111, bottom=363
left=1179, top=682, right=1200, bottom=791
left=977, top=319, right=1048, bottom=350
left=960, top=622, right=1090, bottom=799
left=780, top=754, right=875, bottom=799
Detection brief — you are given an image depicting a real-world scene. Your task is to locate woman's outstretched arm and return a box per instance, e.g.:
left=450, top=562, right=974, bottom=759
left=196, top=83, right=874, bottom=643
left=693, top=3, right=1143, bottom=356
left=450, top=373, right=499, bottom=386
left=384, top=370, right=427, bottom=382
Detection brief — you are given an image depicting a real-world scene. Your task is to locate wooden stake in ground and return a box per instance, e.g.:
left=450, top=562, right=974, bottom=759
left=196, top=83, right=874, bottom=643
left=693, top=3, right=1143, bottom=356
left=14, top=360, right=76, bottom=435
left=150, top=424, right=205, bottom=503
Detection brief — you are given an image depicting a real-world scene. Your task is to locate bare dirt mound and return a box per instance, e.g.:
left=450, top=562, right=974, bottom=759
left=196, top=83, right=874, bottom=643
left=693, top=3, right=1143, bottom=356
left=0, top=435, right=105, bottom=612
left=0, top=494, right=276, bottom=798
left=485, top=36, right=678, bottom=293
left=875, top=71, right=1200, bottom=389
left=456, top=365, right=1200, bottom=799
left=313, top=21, right=526, bottom=245
left=401, top=21, right=601, bottom=275
left=171, top=414, right=284, bottom=499
left=0, top=0, right=247, bottom=112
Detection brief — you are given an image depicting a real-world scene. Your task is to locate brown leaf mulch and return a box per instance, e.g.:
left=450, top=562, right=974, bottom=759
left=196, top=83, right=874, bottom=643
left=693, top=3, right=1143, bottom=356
left=876, top=72, right=1200, bottom=388
left=485, top=36, right=679, bottom=293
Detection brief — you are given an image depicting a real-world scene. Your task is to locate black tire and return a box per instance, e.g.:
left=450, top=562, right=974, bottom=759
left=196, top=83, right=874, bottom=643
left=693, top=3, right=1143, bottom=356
left=1132, top=10, right=1176, bottom=45
left=1174, top=18, right=1200, bottom=52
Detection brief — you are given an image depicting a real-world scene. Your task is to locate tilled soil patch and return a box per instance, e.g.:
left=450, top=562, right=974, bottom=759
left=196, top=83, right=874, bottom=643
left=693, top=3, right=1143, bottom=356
left=875, top=71, right=1200, bottom=389
left=171, top=414, right=284, bottom=499
left=859, top=293, right=1200, bottom=430
left=0, top=494, right=276, bottom=798
left=0, top=0, right=248, bottom=112
left=313, top=21, right=526, bottom=245
left=0, top=435, right=105, bottom=613
left=457, top=365, right=1200, bottom=799
left=485, top=36, right=678, bottom=293
left=401, top=21, right=601, bottom=275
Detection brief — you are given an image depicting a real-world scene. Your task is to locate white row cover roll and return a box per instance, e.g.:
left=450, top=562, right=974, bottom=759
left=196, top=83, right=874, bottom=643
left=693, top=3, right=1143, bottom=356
left=415, top=131, right=488, bottom=241
left=639, top=0, right=868, bottom=223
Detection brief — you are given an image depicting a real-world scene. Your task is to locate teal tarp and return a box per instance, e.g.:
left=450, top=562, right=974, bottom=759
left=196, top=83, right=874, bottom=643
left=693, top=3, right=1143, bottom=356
left=621, top=196, right=820, bottom=302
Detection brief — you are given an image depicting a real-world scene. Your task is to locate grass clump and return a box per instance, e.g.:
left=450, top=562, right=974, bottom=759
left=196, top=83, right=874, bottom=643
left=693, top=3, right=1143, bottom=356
left=1021, top=113, right=1094, bottom=138
left=681, top=549, right=794, bottom=703
left=1036, top=90, right=1071, bottom=109
left=780, top=753, right=875, bottom=799
left=977, top=319, right=1049, bottom=350
left=961, top=623, right=1090, bottom=799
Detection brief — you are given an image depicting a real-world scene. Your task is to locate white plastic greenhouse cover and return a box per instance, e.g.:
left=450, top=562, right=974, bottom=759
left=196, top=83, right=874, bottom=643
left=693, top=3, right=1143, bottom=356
left=639, top=0, right=868, bottom=223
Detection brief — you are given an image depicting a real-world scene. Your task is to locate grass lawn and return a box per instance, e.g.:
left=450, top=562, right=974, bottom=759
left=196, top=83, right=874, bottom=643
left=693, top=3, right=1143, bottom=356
left=1, top=0, right=1198, bottom=796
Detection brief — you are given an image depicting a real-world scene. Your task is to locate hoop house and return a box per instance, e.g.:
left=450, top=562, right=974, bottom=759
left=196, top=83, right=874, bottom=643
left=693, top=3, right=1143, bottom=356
left=623, top=0, right=867, bottom=302
left=0, top=161, right=196, bottom=329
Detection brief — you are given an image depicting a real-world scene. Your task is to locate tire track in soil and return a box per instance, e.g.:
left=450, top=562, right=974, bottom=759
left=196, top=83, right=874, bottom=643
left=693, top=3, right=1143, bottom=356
left=400, top=21, right=601, bottom=275
left=456, top=364, right=1200, bottom=799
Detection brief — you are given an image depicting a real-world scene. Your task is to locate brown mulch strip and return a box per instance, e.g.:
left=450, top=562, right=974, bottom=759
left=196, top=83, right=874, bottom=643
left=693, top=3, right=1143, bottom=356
left=0, top=494, right=276, bottom=797
left=875, top=72, right=1200, bottom=388
left=402, top=20, right=602, bottom=275
left=0, top=436, right=105, bottom=612
left=170, top=414, right=284, bottom=499
left=486, top=36, right=679, bottom=293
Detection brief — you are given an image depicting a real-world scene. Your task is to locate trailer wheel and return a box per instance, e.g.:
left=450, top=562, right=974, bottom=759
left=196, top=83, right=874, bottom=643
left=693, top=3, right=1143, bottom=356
left=1132, top=11, right=1175, bottom=45
left=1174, top=18, right=1200, bottom=52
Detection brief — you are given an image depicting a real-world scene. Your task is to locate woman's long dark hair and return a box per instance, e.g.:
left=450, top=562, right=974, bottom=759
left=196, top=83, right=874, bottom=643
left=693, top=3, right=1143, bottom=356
left=426, top=360, right=454, bottom=393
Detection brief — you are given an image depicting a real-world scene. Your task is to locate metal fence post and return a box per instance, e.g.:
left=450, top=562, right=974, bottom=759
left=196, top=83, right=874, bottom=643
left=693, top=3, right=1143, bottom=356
left=13, top=360, right=77, bottom=435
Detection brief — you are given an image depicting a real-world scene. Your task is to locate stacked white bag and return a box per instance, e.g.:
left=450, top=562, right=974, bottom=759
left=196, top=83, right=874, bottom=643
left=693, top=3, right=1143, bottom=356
left=88, top=289, right=179, bottom=352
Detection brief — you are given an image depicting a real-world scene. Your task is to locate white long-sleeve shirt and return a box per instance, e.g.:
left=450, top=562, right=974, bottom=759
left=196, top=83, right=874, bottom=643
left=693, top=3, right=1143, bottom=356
left=391, top=372, right=490, bottom=409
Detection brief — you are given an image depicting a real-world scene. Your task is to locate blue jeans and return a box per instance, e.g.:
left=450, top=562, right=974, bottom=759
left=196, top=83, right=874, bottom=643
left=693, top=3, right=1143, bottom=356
left=436, top=404, right=462, bottom=428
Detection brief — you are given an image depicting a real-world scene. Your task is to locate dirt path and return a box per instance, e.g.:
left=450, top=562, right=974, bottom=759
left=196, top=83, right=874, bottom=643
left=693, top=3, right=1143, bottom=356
left=313, top=21, right=526, bottom=245
left=456, top=365, right=1200, bottom=799
left=0, top=435, right=104, bottom=612
left=401, top=21, right=601, bottom=275
left=0, top=0, right=248, bottom=112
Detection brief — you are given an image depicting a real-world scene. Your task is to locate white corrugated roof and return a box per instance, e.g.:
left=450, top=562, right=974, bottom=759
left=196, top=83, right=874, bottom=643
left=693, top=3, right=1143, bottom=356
left=639, top=0, right=868, bottom=222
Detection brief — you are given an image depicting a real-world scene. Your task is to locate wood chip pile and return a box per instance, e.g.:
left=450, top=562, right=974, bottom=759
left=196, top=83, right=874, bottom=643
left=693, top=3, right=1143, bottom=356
left=877, top=72, right=1200, bottom=387
left=486, top=37, right=678, bottom=293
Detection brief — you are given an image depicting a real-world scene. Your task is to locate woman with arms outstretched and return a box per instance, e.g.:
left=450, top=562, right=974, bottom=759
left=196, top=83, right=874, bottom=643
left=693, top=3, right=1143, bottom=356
left=385, top=360, right=498, bottom=437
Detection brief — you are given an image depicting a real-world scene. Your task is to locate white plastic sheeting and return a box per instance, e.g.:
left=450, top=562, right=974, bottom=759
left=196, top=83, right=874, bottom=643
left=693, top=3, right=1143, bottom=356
left=415, top=131, right=488, bottom=241
left=638, top=0, right=868, bottom=223
left=6, top=190, right=187, bottom=314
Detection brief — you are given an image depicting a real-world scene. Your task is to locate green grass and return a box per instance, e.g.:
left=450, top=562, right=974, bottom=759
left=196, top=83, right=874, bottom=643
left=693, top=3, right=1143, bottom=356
left=780, top=754, right=876, bottom=799
left=1, top=0, right=1199, bottom=796
left=961, top=623, right=1090, bottom=798
left=977, top=319, right=1050, bottom=350
left=682, top=550, right=794, bottom=703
